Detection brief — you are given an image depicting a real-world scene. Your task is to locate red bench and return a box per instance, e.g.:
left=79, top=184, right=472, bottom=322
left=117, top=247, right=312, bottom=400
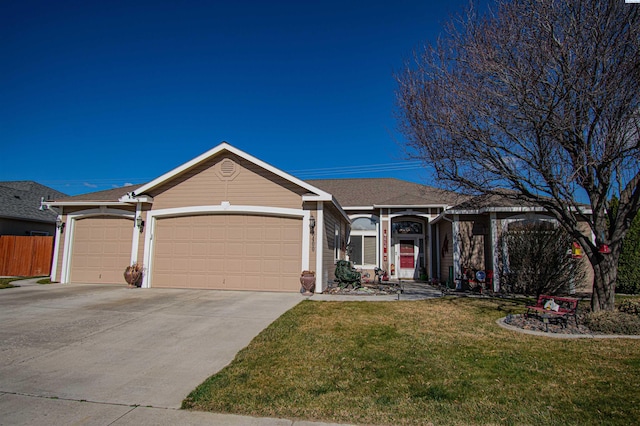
left=526, top=295, right=579, bottom=327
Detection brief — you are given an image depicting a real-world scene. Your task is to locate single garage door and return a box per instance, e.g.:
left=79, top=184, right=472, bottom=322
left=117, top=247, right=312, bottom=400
left=69, top=216, right=133, bottom=284
left=152, top=214, right=302, bottom=291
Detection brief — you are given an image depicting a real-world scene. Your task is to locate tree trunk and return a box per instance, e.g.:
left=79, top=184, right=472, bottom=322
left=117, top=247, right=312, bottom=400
left=590, top=251, right=620, bottom=312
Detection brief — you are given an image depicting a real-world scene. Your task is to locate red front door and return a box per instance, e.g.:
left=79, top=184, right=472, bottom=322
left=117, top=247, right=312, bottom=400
left=399, top=240, right=415, bottom=269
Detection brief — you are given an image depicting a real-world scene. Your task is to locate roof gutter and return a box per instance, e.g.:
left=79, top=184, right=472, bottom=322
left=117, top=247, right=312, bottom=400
left=42, top=201, right=130, bottom=208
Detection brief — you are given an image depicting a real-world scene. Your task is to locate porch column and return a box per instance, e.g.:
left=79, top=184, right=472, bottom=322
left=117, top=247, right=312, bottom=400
left=382, top=209, right=391, bottom=273
left=452, top=215, right=461, bottom=282
left=427, top=220, right=433, bottom=279
left=50, top=208, right=64, bottom=282
left=435, top=223, right=441, bottom=281
left=314, top=202, right=324, bottom=293
left=130, top=203, right=142, bottom=265
left=490, top=212, right=500, bottom=292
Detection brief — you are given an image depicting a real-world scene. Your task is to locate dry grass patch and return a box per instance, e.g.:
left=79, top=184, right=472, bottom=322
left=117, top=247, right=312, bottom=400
left=0, top=277, right=20, bottom=289
left=183, top=298, right=640, bottom=425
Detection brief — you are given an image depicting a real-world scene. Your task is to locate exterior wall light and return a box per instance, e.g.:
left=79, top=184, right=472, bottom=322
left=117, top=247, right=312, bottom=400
left=136, top=216, right=145, bottom=232
left=56, top=218, right=65, bottom=232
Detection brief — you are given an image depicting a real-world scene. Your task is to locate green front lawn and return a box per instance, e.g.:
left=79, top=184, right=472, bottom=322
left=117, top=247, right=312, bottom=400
left=183, top=297, right=640, bottom=425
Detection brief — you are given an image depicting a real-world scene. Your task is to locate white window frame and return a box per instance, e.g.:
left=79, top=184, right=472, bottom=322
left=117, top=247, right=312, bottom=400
left=348, top=215, right=379, bottom=268
left=334, top=223, right=342, bottom=263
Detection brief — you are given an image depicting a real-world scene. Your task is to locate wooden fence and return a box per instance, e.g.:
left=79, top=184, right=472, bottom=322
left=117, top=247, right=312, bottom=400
left=0, top=235, right=54, bottom=277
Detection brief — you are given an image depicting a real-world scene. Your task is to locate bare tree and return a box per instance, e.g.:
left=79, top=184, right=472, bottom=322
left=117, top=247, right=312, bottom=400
left=396, top=0, right=640, bottom=311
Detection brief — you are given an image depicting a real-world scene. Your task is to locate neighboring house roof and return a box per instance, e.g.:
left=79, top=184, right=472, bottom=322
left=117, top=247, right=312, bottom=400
left=307, top=178, right=465, bottom=208
left=0, top=181, right=67, bottom=223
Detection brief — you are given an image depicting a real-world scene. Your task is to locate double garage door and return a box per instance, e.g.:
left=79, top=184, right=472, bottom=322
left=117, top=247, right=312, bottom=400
left=69, top=214, right=302, bottom=291
left=152, top=215, right=302, bottom=291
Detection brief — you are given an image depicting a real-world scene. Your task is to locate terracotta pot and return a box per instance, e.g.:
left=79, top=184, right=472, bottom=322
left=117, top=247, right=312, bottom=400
left=124, top=267, right=143, bottom=287
left=300, top=271, right=315, bottom=295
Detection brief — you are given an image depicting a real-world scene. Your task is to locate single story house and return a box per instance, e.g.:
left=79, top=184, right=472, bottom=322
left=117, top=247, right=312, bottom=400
left=45, top=143, right=593, bottom=293
left=0, top=181, right=67, bottom=236
left=46, top=143, right=349, bottom=292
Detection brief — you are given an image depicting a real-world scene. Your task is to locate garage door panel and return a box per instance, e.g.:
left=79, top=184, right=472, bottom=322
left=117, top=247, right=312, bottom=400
left=264, top=228, right=282, bottom=240
left=245, top=243, right=262, bottom=256
left=225, top=258, right=243, bottom=271
left=191, top=242, right=208, bottom=256
left=70, top=216, right=133, bottom=285
left=282, top=242, right=301, bottom=256
left=245, top=260, right=261, bottom=273
left=227, top=242, right=244, bottom=256
left=152, top=214, right=302, bottom=291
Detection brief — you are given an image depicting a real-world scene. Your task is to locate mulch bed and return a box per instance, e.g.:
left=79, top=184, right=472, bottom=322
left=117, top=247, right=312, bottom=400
left=325, top=283, right=401, bottom=296
left=504, top=312, right=595, bottom=335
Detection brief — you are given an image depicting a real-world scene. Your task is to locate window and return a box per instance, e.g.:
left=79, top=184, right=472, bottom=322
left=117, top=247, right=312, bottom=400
left=351, top=217, right=377, bottom=231
left=350, top=235, right=377, bottom=266
left=349, top=216, right=378, bottom=266
left=334, top=223, right=341, bottom=262
left=392, top=220, right=423, bottom=235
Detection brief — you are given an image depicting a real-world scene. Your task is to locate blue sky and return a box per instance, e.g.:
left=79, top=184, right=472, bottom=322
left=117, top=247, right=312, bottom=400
left=2, top=0, right=481, bottom=196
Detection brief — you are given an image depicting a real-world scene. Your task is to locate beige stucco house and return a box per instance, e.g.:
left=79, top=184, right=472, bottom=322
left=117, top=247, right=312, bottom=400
left=45, top=143, right=593, bottom=293
left=46, top=143, right=349, bottom=292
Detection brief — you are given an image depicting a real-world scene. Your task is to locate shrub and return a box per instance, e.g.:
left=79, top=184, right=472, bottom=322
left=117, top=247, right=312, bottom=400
left=583, top=311, right=640, bottom=335
left=497, top=222, right=586, bottom=297
left=618, top=299, right=640, bottom=316
left=609, top=196, right=640, bottom=294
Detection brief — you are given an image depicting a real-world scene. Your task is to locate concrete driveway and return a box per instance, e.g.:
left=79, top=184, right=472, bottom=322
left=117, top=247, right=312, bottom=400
left=0, top=282, right=304, bottom=424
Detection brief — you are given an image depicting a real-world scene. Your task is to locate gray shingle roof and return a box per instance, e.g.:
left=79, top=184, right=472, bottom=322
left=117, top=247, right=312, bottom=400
left=0, top=181, right=68, bottom=223
left=51, top=178, right=468, bottom=210
left=54, top=185, right=140, bottom=203
left=306, top=178, right=465, bottom=208
left=446, top=189, right=591, bottom=213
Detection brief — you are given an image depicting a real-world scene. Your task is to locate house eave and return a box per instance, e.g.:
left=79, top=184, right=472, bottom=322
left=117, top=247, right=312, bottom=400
left=343, top=206, right=375, bottom=211
left=446, top=206, right=549, bottom=215
left=118, top=194, right=154, bottom=203
left=43, top=201, right=130, bottom=208
left=373, top=204, right=451, bottom=209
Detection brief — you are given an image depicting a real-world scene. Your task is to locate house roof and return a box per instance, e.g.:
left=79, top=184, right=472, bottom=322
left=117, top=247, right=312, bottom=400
left=134, top=142, right=333, bottom=202
left=306, top=178, right=465, bottom=208
left=448, top=191, right=541, bottom=212
left=445, top=190, right=592, bottom=215
left=0, top=181, right=67, bottom=223
left=53, top=185, right=140, bottom=204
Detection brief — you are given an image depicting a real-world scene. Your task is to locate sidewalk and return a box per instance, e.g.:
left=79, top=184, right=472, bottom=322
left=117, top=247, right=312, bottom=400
left=0, top=393, right=352, bottom=426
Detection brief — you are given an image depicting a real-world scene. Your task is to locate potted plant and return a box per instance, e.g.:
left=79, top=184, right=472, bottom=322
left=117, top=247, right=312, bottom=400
left=300, top=270, right=315, bottom=295
left=124, top=263, right=144, bottom=288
